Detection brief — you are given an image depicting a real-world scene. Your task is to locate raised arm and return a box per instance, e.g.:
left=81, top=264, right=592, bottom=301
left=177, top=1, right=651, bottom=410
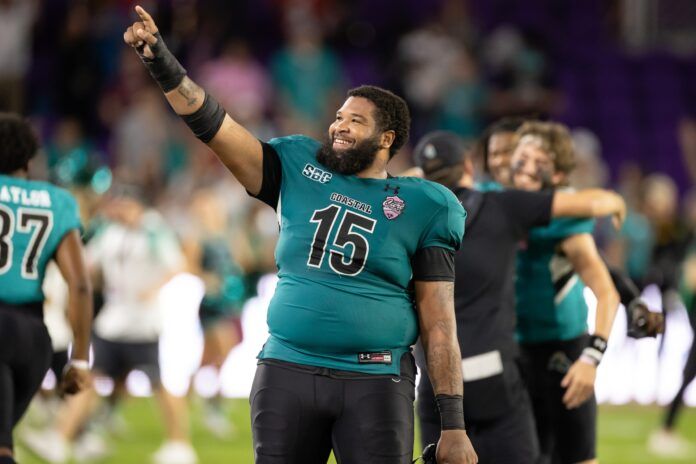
left=414, top=280, right=478, bottom=464
left=558, top=233, right=620, bottom=409
left=551, top=189, right=626, bottom=229
left=123, top=5, right=263, bottom=194
left=54, top=229, right=93, bottom=395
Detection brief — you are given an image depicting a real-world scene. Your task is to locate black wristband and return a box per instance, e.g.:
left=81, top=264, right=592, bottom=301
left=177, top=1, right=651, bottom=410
left=181, top=93, right=226, bottom=143
left=435, top=394, right=465, bottom=430
left=137, top=32, right=187, bottom=92
left=581, top=334, right=608, bottom=365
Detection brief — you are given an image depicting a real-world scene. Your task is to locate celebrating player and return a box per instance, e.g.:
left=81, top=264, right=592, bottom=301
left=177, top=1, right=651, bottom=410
left=511, top=121, right=620, bottom=464
left=413, top=131, right=626, bottom=463
left=124, top=5, right=477, bottom=464
left=0, top=113, right=93, bottom=464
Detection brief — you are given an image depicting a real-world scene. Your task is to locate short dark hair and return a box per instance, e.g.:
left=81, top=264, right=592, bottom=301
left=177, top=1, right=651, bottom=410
left=347, top=85, right=410, bottom=158
left=0, top=113, right=39, bottom=174
left=480, top=116, right=526, bottom=173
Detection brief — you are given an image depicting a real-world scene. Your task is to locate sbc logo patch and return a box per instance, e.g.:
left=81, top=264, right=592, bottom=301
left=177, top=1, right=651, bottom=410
left=302, top=164, right=332, bottom=184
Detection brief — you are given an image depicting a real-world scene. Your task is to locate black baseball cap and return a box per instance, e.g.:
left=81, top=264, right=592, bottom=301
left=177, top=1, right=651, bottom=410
left=413, top=131, right=469, bottom=175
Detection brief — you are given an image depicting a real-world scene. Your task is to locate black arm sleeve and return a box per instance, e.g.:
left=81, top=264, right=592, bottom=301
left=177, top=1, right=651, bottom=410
left=411, top=247, right=456, bottom=282
left=608, top=266, right=641, bottom=307
left=496, top=189, right=554, bottom=237
left=247, top=142, right=282, bottom=210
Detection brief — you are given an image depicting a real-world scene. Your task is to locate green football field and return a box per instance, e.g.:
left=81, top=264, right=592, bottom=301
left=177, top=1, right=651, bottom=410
left=15, top=398, right=696, bottom=463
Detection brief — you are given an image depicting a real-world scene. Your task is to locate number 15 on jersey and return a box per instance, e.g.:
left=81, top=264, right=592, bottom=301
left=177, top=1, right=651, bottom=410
left=307, top=205, right=376, bottom=277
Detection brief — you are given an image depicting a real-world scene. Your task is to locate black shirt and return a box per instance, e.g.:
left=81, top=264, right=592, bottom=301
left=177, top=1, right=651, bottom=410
left=452, top=187, right=553, bottom=360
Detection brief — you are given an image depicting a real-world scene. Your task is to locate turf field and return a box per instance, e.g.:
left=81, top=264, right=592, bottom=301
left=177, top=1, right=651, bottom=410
left=16, top=399, right=696, bottom=463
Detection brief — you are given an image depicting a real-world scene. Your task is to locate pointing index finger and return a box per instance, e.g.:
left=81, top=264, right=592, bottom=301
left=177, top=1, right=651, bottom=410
left=135, top=5, right=157, bottom=31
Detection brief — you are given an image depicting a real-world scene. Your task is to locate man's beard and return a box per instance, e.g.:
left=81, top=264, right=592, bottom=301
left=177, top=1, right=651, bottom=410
left=316, top=135, right=382, bottom=175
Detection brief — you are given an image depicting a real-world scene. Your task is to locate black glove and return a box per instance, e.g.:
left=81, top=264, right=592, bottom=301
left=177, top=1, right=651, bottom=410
left=627, top=298, right=665, bottom=338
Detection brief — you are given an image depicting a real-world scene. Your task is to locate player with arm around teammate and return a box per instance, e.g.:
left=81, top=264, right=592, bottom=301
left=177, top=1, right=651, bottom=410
left=480, top=117, right=661, bottom=340
left=412, top=131, right=625, bottom=464
left=124, top=6, right=476, bottom=463
left=511, top=121, right=620, bottom=464
left=0, top=113, right=92, bottom=464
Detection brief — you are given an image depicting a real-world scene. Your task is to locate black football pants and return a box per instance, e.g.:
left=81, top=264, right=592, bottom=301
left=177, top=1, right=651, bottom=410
left=250, top=357, right=416, bottom=464
left=0, top=303, right=52, bottom=449
left=520, top=335, right=597, bottom=464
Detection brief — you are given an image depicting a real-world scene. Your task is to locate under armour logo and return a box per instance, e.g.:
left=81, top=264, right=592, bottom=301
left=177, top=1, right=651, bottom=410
left=384, top=183, right=399, bottom=195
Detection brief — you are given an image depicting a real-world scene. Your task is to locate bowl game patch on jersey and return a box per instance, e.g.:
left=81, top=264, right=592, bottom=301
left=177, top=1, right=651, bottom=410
left=382, top=195, right=405, bottom=219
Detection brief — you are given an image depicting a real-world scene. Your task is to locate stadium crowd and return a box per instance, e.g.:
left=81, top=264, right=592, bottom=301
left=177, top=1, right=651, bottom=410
left=1, top=0, right=696, bottom=463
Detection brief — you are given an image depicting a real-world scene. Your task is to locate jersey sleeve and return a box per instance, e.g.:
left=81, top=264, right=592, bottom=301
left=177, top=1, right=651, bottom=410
left=530, top=217, right=595, bottom=241
left=411, top=247, right=455, bottom=281
left=250, top=142, right=282, bottom=210
left=419, top=188, right=466, bottom=251
left=55, top=189, right=82, bottom=241
left=248, top=135, right=321, bottom=210
left=496, top=189, right=553, bottom=237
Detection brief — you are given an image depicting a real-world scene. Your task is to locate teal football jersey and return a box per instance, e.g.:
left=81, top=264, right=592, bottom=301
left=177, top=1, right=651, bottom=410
left=0, top=175, right=81, bottom=304
left=259, top=135, right=466, bottom=375
left=475, top=179, right=504, bottom=192
left=515, top=217, right=595, bottom=343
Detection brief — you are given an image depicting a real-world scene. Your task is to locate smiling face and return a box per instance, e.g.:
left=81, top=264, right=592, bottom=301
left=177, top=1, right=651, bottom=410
left=316, top=96, right=388, bottom=175
left=329, top=96, right=381, bottom=151
left=487, top=131, right=516, bottom=187
left=510, top=138, right=558, bottom=191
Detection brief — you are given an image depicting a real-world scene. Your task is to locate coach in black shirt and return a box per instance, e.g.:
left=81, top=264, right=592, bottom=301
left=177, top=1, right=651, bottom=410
left=413, top=131, right=625, bottom=464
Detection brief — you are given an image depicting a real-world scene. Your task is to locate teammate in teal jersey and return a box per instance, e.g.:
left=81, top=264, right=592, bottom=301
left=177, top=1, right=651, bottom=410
left=124, top=6, right=477, bottom=464
left=0, top=113, right=93, bottom=464
left=511, top=121, right=620, bottom=464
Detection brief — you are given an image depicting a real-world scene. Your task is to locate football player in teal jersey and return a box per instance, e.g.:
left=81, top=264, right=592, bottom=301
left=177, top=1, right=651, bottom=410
left=511, top=121, right=620, bottom=464
left=413, top=131, right=627, bottom=464
left=0, top=113, right=93, bottom=464
left=124, top=6, right=477, bottom=464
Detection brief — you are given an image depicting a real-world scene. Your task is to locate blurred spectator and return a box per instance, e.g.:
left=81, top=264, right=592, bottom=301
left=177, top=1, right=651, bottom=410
left=641, top=174, right=690, bottom=292
left=22, top=185, right=197, bottom=464
left=55, top=2, right=104, bottom=132
left=437, top=0, right=478, bottom=47
left=0, top=0, right=36, bottom=113
left=271, top=5, right=345, bottom=137
left=112, top=87, right=183, bottom=198
left=482, top=26, right=559, bottom=117
left=44, top=118, right=104, bottom=187
left=605, top=163, right=655, bottom=285
left=183, top=188, right=249, bottom=439
left=649, top=224, right=696, bottom=457
left=679, top=118, right=696, bottom=185
left=198, top=39, right=274, bottom=140
left=569, top=128, right=609, bottom=190
left=431, top=46, right=488, bottom=138
left=397, top=21, right=460, bottom=121
left=84, top=185, right=195, bottom=464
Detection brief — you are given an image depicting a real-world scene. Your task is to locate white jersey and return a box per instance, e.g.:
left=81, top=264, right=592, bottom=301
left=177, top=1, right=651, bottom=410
left=87, top=211, right=184, bottom=342
left=42, top=261, right=72, bottom=351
